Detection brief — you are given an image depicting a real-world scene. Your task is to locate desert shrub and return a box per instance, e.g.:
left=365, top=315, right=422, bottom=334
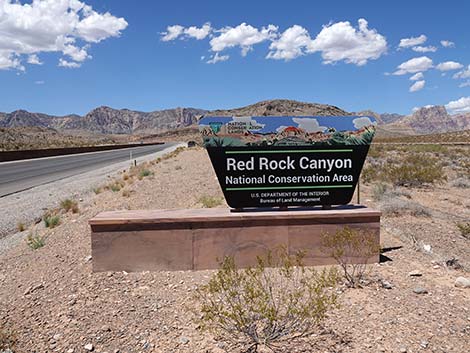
left=26, top=232, right=45, bottom=250
left=60, top=198, right=79, bottom=213
left=17, top=222, right=26, bottom=232
left=139, top=169, right=153, bottom=178
left=109, top=180, right=124, bottom=192
left=322, top=227, right=380, bottom=288
left=367, top=145, right=384, bottom=159
left=198, top=195, right=223, bottom=208
left=361, top=165, right=381, bottom=184
left=372, top=183, right=388, bottom=201
left=43, top=215, right=60, bottom=228
left=407, top=144, right=448, bottom=154
left=457, top=223, right=470, bottom=240
left=122, top=173, right=129, bottom=181
left=93, top=187, right=102, bottom=194
left=122, top=189, right=131, bottom=198
left=450, top=177, right=470, bottom=188
left=385, top=154, right=446, bottom=187
left=380, top=198, right=431, bottom=217
left=196, top=249, right=339, bottom=352
left=0, top=325, right=16, bottom=351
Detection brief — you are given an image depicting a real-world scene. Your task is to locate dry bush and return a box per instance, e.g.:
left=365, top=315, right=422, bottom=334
left=17, top=222, right=26, bottom=232
left=109, top=180, right=125, bottom=192
left=322, top=227, right=380, bottom=288
left=385, top=154, right=446, bottom=187
left=361, top=165, right=381, bottom=184
left=122, top=189, right=131, bottom=198
left=196, top=249, right=339, bottom=352
left=26, top=231, right=45, bottom=250
left=138, top=169, right=153, bottom=179
left=93, top=187, right=102, bottom=194
left=60, top=198, right=79, bottom=213
left=198, top=195, right=223, bottom=208
left=457, top=223, right=470, bottom=240
left=380, top=198, right=431, bottom=217
left=0, top=325, right=16, bottom=351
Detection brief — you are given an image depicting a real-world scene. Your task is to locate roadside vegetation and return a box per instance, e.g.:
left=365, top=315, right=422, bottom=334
left=198, top=195, right=223, bottom=208
left=26, top=232, right=45, bottom=250
left=60, top=198, right=79, bottom=213
left=195, top=248, right=339, bottom=352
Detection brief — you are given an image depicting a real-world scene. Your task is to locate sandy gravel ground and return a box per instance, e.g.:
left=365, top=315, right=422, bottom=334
left=0, top=143, right=184, bottom=246
left=0, top=147, right=469, bottom=353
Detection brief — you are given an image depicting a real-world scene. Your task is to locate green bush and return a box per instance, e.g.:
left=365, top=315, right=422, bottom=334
left=26, top=232, right=45, bottom=250
left=139, top=169, right=153, bottom=178
left=361, top=165, right=381, bottom=184
left=322, top=227, right=380, bottom=288
left=44, top=215, right=60, bottom=228
left=196, top=249, right=339, bottom=352
left=385, top=154, right=446, bottom=187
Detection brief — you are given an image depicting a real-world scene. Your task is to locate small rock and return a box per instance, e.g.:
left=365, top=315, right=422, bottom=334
left=84, top=343, right=94, bottom=351
left=423, top=244, right=432, bottom=253
left=409, top=270, right=422, bottom=277
left=399, top=347, right=407, bottom=353
left=433, top=265, right=440, bottom=269
left=84, top=255, right=92, bottom=262
left=67, top=349, right=74, bottom=353
left=455, top=277, right=470, bottom=288
left=381, top=281, right=393, bottom=289
left=413, top=287, right=428, bottom=294
left=420, top=340, right=429, bottom=348
left=179, top=336, right=190, bottom=345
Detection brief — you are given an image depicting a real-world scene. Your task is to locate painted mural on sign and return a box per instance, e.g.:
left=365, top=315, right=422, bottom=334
left=199, top=116, right=377, bottom=147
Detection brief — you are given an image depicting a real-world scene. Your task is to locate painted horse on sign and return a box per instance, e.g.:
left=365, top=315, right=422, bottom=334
left=199, top=115, right=377, bottom=209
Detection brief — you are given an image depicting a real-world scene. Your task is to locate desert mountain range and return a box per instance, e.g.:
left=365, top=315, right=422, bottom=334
left=1, top=99, right=469, bottom=136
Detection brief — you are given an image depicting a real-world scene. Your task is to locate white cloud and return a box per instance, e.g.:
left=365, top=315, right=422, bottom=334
left=441, top=40, right=455, bottom=48
left=209, top=23, right=278, bottom=56
left=436, top=61, right=463, bottom=71
left=34, top=80, right=44, bottom=85
left=161, top=23, right=212, bottom=41
left=292, top=117, right=326, bottom=132
left=162, top=19, right=386, bottom=66
left=58, top=58, right=81, bottom=68
left=393, top=56, right=433, bottom=75
left=412, top=45, right=437, bottom=53
left=459, top=81, right=470, bottom=88
left=161, top=25, right=184, bottom=41
left=445, top=97, right=470, bottom=114
left=399, top=35, right=427, bottom=48
left=307, top=19, right=387, bottom=66
left=206, top=53, right=229, bottom=64
left=353, top=117, right=377, bottom=129
left=184, top=23, right=212, bottom=40
left=409, top=72, right=424, bottom=81
left=266, top=25, right=312, bottom=61
left=27, top=54, right=42, bottom=65
left=409, top=80, right=425, bottom=92
left=453, top=65, right=470, bottom=79
left=0, top=0, right=127, bottom=70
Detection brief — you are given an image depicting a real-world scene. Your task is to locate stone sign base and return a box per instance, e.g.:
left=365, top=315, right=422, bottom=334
left=89, top=206, right=381, bottom=272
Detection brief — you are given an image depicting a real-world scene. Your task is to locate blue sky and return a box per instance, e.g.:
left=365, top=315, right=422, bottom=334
left=1, top=0, right=469, bottom=116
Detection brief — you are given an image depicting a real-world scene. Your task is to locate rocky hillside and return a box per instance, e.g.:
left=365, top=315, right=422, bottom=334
left=0, top=107, right=207, bottom=134
left=393, top=105, right=470, bottom=134
left=211, top=99, right=349, bottom=116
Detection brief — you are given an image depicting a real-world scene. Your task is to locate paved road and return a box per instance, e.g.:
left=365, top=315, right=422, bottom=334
left=0, top=143, right=176, bottom=197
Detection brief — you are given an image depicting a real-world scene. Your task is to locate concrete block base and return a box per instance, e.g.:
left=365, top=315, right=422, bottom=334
left=89, top=206, right=381, bottom=272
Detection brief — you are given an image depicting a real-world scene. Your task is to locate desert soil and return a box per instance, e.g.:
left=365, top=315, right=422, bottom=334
left=0, top=147, right=469, bottom=353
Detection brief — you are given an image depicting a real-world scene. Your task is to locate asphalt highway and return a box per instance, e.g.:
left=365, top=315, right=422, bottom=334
left=0, top=143, right=175, bottom=197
